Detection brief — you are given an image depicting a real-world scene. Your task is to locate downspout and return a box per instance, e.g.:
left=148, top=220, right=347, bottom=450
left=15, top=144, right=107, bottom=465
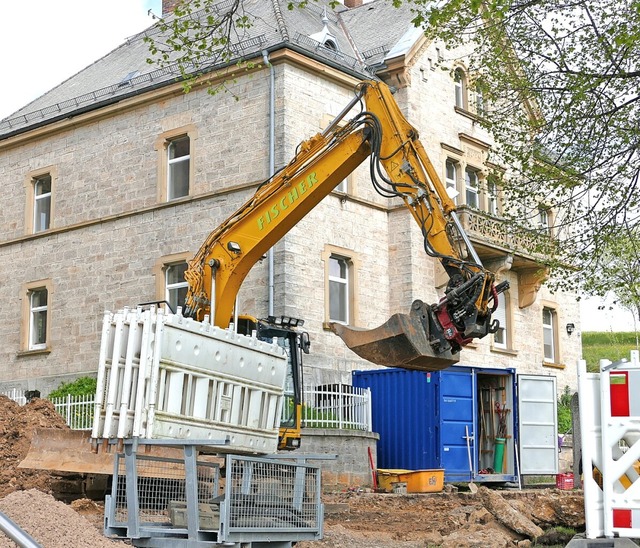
left=263, top=50, right=276, bottom=316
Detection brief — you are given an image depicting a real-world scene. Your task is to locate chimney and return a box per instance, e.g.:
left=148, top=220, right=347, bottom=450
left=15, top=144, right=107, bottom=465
left=344, top=0, right=364, bottom=7
left=162, top=0, right=182, bottom=16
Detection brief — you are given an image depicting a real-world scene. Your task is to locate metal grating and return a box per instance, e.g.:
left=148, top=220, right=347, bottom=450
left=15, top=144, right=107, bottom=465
left=224, top=455, right=321, bottom=533
left=105, top=445, right=322, bottom=545
left=112, top=453, right=220, bottom=526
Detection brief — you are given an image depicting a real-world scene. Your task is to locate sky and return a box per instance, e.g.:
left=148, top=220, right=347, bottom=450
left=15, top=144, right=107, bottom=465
left=0, top=0, right=162, bottom=120
left=1, top=1, right=636, bottom=334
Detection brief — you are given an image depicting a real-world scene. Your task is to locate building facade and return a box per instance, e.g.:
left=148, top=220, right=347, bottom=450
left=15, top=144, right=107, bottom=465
left=0, top=0, right=580, bottom=397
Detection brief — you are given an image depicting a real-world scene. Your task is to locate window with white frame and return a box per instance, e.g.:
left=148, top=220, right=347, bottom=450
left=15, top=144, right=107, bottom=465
left=29, top=288, right=48, bottom=350
left=487, top=178, right=499, bottom=216
left=445, top=159, right=459, bottom=204
left=165, top=262, right=189, bottom=313
left=474, top=80, right=488, bottom=116
left=167, top=136, right=190, bottom=200
left=538, top=205, right=553, bottom=235
left=542, top=306, right=557, bottom=362
left=454, top=68, right=466, bottom=109
left=492, top=291, right=509, bottom=349
left=33, top=174, right=52, bottom=232
left=465, top=168, right=479, bottom=208
left=329, top=255, right=349, bottom=323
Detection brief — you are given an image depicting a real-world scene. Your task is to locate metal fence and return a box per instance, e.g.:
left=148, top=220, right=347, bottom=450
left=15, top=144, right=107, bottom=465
left=3, top=385, right=372, bottom=433
left=302, top=384, right=372, bottom=431
left=0, top=389, right=26, bottom=406
left=49, top=394, right=95, bottom=430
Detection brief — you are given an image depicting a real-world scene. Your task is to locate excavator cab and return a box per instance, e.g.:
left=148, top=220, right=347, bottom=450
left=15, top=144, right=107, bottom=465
left=237, top=315, right=308, bottom=450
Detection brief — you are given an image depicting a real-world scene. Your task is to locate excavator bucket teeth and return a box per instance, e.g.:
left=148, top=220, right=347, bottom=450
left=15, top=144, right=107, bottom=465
left=330, top=302, right=459, bottom=371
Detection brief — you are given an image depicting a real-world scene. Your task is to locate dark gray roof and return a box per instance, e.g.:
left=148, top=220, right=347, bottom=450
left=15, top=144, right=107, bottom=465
left=0, top=0, right=419, bottom=139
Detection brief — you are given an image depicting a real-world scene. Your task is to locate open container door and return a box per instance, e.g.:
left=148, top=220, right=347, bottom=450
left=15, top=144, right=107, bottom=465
left=517, top=374, right=558, bottom=475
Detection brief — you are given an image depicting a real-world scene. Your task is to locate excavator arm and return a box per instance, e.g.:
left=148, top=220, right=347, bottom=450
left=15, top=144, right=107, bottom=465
left=184, top=80, right=507, bottom=371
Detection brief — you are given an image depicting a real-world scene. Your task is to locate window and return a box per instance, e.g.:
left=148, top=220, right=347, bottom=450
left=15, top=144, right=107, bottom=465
left=165, top=262, right=189, bottom=313
left=33, top=174, right=52, bottom=232
left=465, top=168, right=479, bottom=208
left=445, top=159, right=459, bottom=204
left=29, top=288, right=48, bottom=350
left=542, top=307, right=557, bottom=362
left=21, top=280, right=52, bottom=353
left=487, top=178, right=499, bottom=216
left=155, top=126, right=197, bottom=203
left=474, top=79, right=488, bottom=117
left=454, top=68, right=466, bottom=109
left=329, top=255, right=349, bottom=323
left=153, top=253, right=192, bottom=315
left=167, top=136, right=190, bottom=200
left=24, top=168, right=56, bottom=235
left=492, top=291, right=509, bottom=349
left=538, top=205, right=553, bottom=235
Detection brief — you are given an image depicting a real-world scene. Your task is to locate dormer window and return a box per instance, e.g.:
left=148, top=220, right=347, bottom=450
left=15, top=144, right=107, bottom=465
left=323, top=38, right=338, bottom=51
left=309, top=8, right=340, bottom=54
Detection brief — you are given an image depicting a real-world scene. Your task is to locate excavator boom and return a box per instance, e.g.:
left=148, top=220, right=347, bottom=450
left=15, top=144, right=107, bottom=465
left=184, top=80, right=505, bottom=370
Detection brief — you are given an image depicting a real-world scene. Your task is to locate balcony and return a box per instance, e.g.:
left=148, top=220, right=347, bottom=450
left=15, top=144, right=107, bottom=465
left=456, top=206, right=553, bottom=307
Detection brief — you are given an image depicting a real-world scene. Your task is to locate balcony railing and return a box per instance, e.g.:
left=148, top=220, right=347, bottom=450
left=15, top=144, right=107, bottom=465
left=457, top=206, right=555, bottom=259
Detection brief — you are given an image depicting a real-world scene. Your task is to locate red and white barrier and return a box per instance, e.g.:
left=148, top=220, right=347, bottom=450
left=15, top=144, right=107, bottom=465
left=579, top=350, right=640, bottom=539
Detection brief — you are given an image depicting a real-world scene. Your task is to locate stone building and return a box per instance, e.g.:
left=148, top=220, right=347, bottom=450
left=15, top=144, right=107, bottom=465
left=0, top=0, right=580, bottom=398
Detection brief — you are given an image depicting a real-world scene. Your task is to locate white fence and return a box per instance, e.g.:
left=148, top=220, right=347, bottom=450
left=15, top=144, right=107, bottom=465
left=3, top=385, right=372, bottom=433
left=50, top=394, right=95, bottom=430
left=302, top=384, right=372, bottom=431
left=0, top=388, right=26, bottom=406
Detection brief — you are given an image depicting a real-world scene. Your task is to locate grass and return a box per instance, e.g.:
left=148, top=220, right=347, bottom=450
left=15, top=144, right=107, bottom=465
left=581, top=331, right=639, bottom=372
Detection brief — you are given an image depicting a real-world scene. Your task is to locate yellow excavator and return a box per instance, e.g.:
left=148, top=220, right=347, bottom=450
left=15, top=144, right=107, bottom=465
left=21, top=79, right=506, bottom=475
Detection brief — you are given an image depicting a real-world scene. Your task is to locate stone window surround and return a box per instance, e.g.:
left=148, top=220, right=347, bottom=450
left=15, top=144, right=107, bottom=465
left=542, top=301, right=564, bottom=369
left=18, top=279, right=53, bottom=355
left=152, top=252, right=192, bottom=314
left=24, top=166, right=57, bottom=235
left=154, top=125, right=198, bottom=203
left=322, top=245, right=361, bottom=330
left=441, top=141, right=496, bottom=213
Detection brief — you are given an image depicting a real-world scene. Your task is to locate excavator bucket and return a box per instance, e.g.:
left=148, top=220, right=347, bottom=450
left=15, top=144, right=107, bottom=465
left=330, top=300, right=459, bottom=372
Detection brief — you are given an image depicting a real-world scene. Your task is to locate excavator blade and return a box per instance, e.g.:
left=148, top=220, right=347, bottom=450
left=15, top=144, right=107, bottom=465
left=19, top=429, right=114, bottom=475
left=19, top=428, right=189, bottom=476
left=330, top=301, right=459, bottom=371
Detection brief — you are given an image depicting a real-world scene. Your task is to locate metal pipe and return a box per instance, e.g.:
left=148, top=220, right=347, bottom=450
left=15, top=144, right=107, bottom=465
left=322, top=88, right=364, bottom=137
left=450, top=211, right=483, bottom=266
left=263, top=50, right=276, bottom=316
left=0, top=511, right=41, bottom=548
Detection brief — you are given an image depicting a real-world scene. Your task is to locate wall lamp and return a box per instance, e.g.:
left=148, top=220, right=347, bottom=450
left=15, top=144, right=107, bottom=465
left=566, top=323, right=576, bottom=336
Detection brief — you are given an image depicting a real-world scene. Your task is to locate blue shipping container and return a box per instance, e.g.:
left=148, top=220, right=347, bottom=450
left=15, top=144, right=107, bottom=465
left=352, top=365, right=520, bottom=483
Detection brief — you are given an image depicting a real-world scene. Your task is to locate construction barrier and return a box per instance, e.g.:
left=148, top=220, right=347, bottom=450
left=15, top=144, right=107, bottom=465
left=578, top=350, right=640, bottom=539
left=91, top=306, right=288, bottom=455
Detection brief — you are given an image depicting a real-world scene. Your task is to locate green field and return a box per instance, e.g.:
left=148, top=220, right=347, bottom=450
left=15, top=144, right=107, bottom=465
left=581, top=331, right=639, bottom=372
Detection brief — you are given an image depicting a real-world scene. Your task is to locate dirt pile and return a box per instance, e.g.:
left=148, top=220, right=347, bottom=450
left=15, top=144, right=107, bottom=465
left=0, top=489, right=117, bottom=548
left=0, top=396, right=69, bottom=498
left=297, top=487, right=586, bottom=548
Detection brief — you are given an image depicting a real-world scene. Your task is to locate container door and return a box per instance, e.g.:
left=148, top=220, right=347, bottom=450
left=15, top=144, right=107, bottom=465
left=439, top=368, right=475, bottom=481
left=517, top=374, right=558, bottom=474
